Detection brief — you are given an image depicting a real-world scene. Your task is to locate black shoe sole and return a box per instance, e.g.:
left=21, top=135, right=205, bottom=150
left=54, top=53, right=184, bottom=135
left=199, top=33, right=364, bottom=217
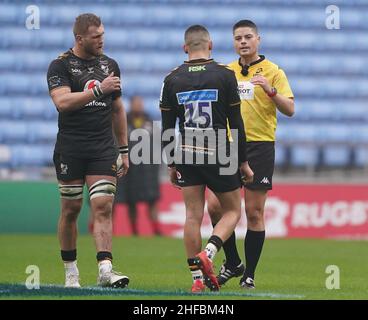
left=111, top=277, right=129, bottom=288
left=203, top=276, right=219, bottom=291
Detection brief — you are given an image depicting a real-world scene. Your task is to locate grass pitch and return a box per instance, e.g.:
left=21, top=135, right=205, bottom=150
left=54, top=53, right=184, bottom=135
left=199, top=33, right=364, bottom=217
left=0, top=235, right=367, bottom=299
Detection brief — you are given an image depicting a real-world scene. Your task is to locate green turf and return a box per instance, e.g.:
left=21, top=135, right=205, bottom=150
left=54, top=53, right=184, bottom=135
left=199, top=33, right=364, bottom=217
left=0, top=235, right=367, bottom=299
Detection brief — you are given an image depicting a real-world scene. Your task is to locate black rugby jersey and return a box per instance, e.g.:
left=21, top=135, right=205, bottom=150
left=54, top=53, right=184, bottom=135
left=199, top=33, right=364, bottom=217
left=160, top=58, right=247, bottom=166
left=47, top=49, right=121, bottom=158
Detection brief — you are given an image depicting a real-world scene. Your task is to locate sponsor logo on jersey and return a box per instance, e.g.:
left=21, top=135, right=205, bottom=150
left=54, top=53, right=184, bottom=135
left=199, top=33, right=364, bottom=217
left=71, top=68, right=82, bottom=75
left=101, top=64, right=109, bottom=75
left=48, top=75, right=61, bottom=88
left=237, top=81, right=255, bottom=100
left=69, top=59, right=80, bottom=66
left=188, top=65, right=206, bottom=72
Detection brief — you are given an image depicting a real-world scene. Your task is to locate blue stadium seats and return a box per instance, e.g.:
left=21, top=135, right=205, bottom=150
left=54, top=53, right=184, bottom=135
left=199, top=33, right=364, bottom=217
left=0, top=4, right=19, bottom=24
left=14, top=98, right=57, bottom=120
left=354, top=148, right=368, bottom=167
left=1, top=74, right=32, bottom=95
left=275, top=144, right=287, bottom=167
left=10, top=144, right=54, bottom=167
left=0, top=99, right=13, bottom=119
left=28, top=122, right=57, bottom=143
left=0, top=52, right=17, bottom=71
left=322, top=146, right=352, bottom=167
left=276, top=124, right=319, bottom=143
left=0, top=121, right=29, bottom=143
left=290, top=146, right=320, bottom=167
left=353, top=126, right=368, bottom=144
left=0, top=144, right=11, bottom=168
left=319, top=125, right=351, bottom=143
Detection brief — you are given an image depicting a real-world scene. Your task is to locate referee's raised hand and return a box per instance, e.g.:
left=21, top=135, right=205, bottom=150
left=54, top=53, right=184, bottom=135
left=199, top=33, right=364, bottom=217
left=100, top=72, right=121, bottom=94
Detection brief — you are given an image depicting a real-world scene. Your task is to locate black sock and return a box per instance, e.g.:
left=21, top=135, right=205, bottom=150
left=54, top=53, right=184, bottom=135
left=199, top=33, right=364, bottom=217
left=212, top=223, right=241, bottom=268
left=222, top=231, right=242, bottom=268
left=61, top=249, right=76, bottom=262
left=187, top=257, right=200, bottom=270
left=96, top=251, right=113, bottom=262
left=208, top=235, right=223, bottom=251
left=244, top=230, right=265, bottom=279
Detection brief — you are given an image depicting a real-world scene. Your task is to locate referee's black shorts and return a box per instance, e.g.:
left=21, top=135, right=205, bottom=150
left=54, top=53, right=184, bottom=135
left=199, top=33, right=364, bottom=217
left=53, top=152, right=117, bottom=181
left=175, top=164, right=241, bottom=193
left=245, top=141, right=275, bottom=191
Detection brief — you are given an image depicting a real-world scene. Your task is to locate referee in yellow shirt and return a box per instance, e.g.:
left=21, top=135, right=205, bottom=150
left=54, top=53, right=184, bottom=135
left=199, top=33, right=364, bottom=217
left=207, top=20, right=294, bottom=289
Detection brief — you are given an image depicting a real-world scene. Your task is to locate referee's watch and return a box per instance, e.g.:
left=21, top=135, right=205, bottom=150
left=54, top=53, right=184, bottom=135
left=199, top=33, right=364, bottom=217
left=267, top=87, right=277, bottom=98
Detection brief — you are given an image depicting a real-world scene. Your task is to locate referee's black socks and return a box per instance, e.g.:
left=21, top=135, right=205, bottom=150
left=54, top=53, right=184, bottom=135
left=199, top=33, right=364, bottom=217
left=244, top=229, right=265, bottom=279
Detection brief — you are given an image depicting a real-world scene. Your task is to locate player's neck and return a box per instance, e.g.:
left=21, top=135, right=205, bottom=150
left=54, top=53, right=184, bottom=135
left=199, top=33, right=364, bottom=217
left=188, top=51, right=210, bottom=61
left=240, top=54, right=260, bottom=66
left=71, top=46, right=96, bottom=61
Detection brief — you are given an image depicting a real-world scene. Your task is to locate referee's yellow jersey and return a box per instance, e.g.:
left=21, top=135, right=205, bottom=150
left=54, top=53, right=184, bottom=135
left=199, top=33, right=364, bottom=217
left=228, top=56, right=294, bottom=142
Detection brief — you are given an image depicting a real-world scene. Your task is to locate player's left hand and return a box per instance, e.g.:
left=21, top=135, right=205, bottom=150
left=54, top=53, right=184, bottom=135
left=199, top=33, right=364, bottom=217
left=250, top=75, right=272, bottom=94
left=240, top=161, right=254, bottom=185
left=168, top=167, right=181, bottom=189
left=117, top=153, right=129, bottom=178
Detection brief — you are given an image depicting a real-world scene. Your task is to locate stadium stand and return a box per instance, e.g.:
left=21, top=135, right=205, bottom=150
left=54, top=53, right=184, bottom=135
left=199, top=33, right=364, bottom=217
left=0, top=0, right=367, bottom=170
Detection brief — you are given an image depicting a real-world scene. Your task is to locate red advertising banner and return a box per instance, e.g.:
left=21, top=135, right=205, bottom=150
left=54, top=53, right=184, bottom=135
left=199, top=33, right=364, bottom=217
left=113, top=183, right=368, bottom=239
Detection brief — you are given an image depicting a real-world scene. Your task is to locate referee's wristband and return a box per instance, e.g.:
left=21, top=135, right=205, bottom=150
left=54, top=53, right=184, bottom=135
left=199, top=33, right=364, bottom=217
left=119, top=145, right=129, bottom=155
left=267, top=87, right=277, bottom=98
left=91, top=84, right=103, bottom=99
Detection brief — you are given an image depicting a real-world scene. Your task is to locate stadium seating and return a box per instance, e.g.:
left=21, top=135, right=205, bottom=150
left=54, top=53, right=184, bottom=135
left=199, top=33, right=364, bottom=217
left=0, top=0, right=367, bottom=169
left=290, top=146, right=320, bottom=167
left=322, top=146, right=352, bottom=167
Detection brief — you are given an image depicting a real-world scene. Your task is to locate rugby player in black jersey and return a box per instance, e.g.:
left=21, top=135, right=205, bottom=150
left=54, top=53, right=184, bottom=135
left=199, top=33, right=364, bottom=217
left=160, top=25, right=254, bottom=292
left=47, top=13, right=129, bottom=288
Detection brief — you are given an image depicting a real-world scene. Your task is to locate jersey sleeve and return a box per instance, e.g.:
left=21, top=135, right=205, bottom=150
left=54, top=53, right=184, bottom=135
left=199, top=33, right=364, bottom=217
left=159, top=79, right=177, bottom=167
left=159, top=79, right=174, bottom=112
left=273, top=68, right=294, bottom=98
left=47, top=59, right=71, bottom=92
left=110, top=59, right=122, bottom=100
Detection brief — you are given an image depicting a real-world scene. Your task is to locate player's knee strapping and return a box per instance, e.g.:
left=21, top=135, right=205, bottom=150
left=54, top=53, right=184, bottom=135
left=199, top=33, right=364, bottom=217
left=58, top=184, right=84, bottom=200
left=89, top=180, right=116, bottom=200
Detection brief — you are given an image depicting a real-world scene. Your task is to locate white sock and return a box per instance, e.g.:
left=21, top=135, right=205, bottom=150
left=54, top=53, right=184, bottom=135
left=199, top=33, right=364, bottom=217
left=191, top=269, right=203, bottom=283
left=98, top=260, right=112, bottom=275
left=64, top=261, right=79, bottom=274
left=204, top=243, right=218, bottom=260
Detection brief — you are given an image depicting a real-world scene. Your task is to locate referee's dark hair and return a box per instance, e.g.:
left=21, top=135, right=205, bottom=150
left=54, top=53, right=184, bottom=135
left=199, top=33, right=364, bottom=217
left=233, top=20, right=258, bottom=34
